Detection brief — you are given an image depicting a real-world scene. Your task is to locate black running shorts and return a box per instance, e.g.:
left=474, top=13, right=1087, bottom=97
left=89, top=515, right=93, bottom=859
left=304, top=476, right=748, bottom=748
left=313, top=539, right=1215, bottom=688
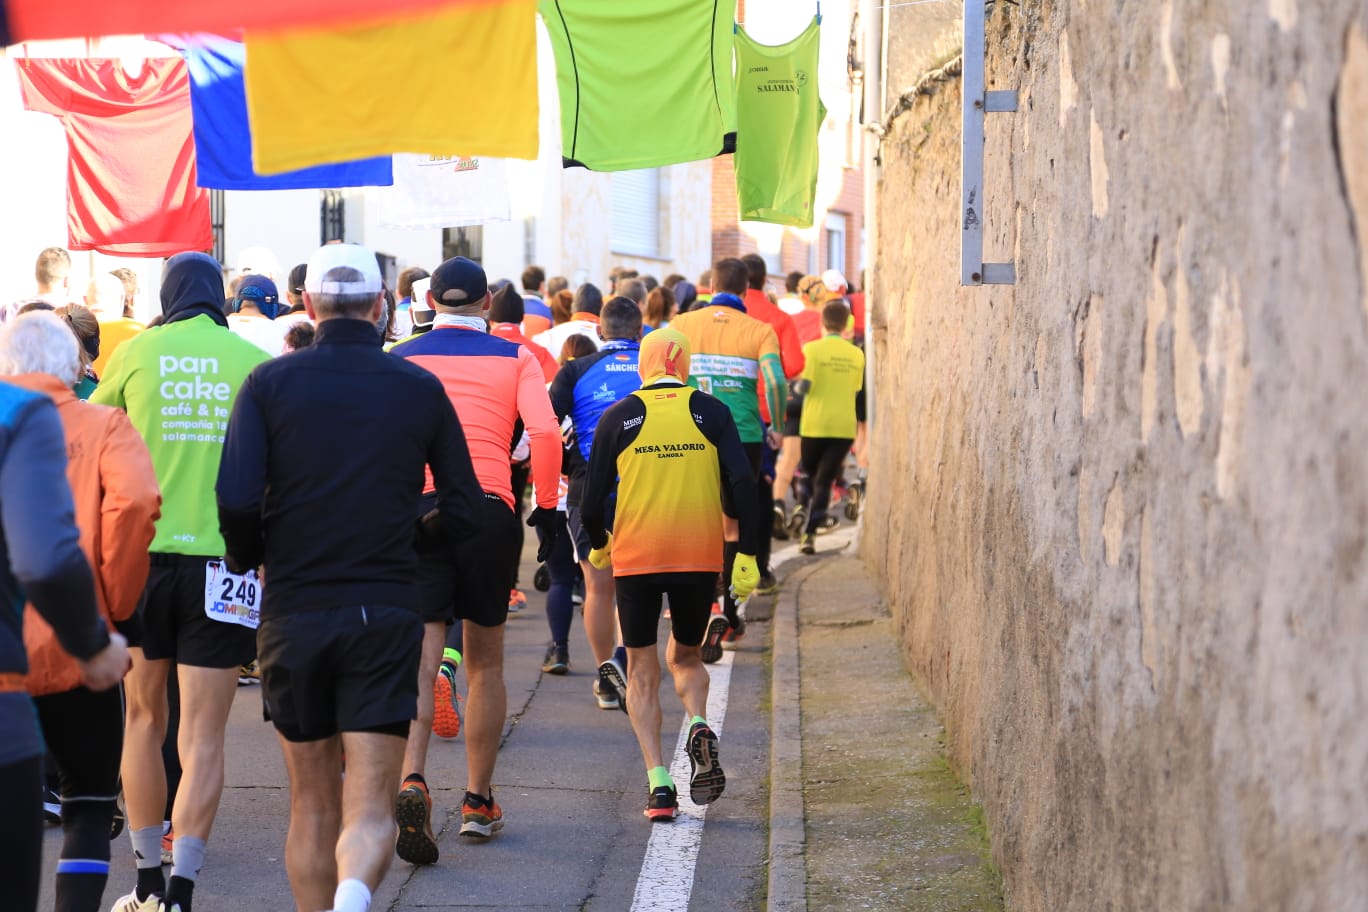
left=416, top=493, right=520, bottom=627
left=614, top=572, right=717, bottom=649
left=566, top=499, right=615, bottom=565
left=783, top=391, right=804, bottom=437
left=257, top=603, right=422, bottom=743
left=140, top=553, right=257, bottom=668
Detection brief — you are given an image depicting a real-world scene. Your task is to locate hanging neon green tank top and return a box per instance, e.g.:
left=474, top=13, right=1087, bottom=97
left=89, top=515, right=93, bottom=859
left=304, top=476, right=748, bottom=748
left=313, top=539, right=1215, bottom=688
left=734, top=19, right=826, bottom=227
left=540, top=0, right=737, bottom=171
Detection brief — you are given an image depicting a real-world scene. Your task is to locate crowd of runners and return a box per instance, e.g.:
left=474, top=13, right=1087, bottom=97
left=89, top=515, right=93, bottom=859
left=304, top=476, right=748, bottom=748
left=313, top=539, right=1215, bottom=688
left=0, top=243, right=867, bottom=912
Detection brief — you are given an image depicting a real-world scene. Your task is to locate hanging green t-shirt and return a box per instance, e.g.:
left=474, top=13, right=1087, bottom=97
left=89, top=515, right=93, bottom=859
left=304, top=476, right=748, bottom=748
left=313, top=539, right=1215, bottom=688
left=91, top=315, right=268, bottom=556
left=734, top=19, right=826, bottom=227
left=540, top=0, right=737, bottom=171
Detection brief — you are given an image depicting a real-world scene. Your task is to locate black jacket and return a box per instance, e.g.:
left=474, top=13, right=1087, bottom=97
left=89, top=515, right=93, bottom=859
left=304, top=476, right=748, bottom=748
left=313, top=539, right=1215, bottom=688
left=216, top=318, right=483, bottom=617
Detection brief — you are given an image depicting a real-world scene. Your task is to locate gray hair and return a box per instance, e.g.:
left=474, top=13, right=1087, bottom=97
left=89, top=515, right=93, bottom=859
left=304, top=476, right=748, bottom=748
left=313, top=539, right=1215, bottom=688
left=311, top=267, right=379, bottom=321
left=0, top=310, right=82, bottom=388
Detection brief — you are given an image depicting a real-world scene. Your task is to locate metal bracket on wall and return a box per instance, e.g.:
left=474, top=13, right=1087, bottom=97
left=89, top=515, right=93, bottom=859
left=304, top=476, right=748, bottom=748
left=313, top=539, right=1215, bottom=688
left=961, top=1, right=1017, bottom=286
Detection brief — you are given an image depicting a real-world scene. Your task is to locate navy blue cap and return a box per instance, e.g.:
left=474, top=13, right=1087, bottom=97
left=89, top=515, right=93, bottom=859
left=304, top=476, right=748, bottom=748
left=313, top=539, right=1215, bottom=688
left=430, top=257, right=488, bottom=306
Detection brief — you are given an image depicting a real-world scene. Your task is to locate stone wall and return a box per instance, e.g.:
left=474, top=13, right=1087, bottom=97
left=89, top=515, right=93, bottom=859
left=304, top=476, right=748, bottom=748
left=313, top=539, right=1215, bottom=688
left=863, top=2, right=1368, bottom=909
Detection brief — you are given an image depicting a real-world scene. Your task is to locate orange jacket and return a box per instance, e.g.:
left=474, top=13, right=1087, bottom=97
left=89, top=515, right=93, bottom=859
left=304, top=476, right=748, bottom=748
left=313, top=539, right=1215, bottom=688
left=9, top=373, right=161, bottom=696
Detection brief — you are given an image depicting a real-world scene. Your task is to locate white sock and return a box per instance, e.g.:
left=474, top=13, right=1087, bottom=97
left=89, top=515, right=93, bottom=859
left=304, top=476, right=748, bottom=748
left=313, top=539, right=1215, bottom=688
left=332, top=878, right=371, bottom=912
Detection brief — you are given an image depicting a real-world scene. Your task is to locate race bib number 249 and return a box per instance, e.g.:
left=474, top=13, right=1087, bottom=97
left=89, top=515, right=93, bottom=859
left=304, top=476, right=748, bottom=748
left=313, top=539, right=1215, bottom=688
left=204, top=561, right=261, bottom=630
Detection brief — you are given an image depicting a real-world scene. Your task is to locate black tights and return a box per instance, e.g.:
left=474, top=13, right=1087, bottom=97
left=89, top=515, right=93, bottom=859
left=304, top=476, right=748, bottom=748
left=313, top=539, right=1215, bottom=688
left=800, top=437, right=853, bottom=534
left=0, top=752, right=43, bottom=912
left=35, top=686, right=124, bottom=912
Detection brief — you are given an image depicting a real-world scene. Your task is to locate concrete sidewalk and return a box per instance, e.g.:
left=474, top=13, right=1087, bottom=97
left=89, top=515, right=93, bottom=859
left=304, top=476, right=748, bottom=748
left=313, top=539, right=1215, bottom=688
left=764, top=530, right=1005, bottom=911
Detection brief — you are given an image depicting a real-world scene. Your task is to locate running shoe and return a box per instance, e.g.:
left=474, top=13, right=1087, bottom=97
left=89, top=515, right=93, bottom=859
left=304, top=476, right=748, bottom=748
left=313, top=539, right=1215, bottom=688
left=237, top=661, right=259, bottom=686
left=772, top=503, right=790, bottom=541
left=598, top=657, right=628, bottom=714
left=787, top=505, right=808, bottom=539
left=799, top=533, right=816, bottom=555
left=108, top=891, right=163, bottom=912
left=459, top=790, right=504, bottom=838
left=700, top=611, right=729, bottom=665
left=815, top=515, right=840, bottom=535
left=433, top=665, right=463, bottom=740
left=507, top=588, right=527, bottom=613
left=541, top=642, right=570, bottom=675
left=395, top=776, right=439, bottom=865
left=42, top=786, right=61, bottom=824
left=721, top=618, right=746, bottom=651
left=161, top=825, right=174, bottom=865
left=592, top=677, right=620, bottom=710
left=686, top=721, right=726, bottom=805
left=755, top=571, right=779, bottom=595
left=644, top=785, right=679, bottom=822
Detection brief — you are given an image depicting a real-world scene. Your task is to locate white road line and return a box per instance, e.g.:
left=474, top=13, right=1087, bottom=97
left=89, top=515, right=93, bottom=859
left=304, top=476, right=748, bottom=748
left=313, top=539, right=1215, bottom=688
left=629, top=650, right=735, bottom=911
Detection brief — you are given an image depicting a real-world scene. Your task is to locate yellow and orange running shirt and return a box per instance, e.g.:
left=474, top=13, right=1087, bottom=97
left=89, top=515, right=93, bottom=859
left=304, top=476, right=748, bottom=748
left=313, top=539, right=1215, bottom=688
left=579, top=383, right=759, bottom=576
left=669, top=298, right=784, bottom=444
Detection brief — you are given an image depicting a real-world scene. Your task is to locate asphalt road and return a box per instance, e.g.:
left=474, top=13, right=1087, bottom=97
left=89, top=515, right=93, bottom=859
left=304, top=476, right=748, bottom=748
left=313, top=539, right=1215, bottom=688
left=38, top=538, right=773, bottom=911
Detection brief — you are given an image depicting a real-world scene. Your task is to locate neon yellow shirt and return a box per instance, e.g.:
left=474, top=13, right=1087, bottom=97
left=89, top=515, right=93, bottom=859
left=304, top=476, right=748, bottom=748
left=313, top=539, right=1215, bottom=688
left=540, top=0, right=737, bottom=170
left=244, top=2, right=538, bottom=175
left=799, top=334, right=864, bottom=439
left=734, top=18, right=826, bottom=227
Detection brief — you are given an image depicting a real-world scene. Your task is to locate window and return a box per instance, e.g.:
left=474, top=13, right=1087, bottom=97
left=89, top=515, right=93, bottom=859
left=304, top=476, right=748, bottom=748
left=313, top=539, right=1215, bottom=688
left=611, top=169, right=662, bottom=258
left=321, top=190, right=346, bottom=244
left=442, top=226, right=483, bottom=264
left=209, top=189, right=226, bottom=263
left=825, top=212, right=847, bottom=275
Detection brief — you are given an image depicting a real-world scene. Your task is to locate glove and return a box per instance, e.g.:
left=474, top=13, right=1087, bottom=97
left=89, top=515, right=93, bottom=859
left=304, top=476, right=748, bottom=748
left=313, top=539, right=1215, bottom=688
left=526, top=506, right=565, bottom=563
left=588, top=532, right=613, bottom=570
left=730, top=553, right=760, bottom=602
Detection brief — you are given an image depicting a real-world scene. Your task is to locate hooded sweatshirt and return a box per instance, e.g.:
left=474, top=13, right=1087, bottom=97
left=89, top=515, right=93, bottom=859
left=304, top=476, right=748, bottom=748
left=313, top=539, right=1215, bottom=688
left=92, top=253, right=268, bottom=556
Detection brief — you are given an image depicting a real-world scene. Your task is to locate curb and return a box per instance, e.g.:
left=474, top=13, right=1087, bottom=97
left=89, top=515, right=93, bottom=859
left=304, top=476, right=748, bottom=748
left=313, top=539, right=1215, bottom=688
left=766, top=557, right=826, bottom=912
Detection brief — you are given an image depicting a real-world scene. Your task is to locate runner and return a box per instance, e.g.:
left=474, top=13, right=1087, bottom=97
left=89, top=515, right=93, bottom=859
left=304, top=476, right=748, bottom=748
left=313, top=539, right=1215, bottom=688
left=796, top=302, right=867, bottom=554
left=669, top=258, right=785, bottom=661
left=216, top=243, right=483, bottom=912
left=547, top=296, right=644, bottom=709
left=226, top=275, right=287, bottom=356
left=391, top=256, right=563, bottom=863
left=774, top=274, right=828, bottom=533
left=739, top=254, right=805, bottom=598
left=533, top=283, right=604, bottom=361
left=0, top=312, right=160, bottom=912
left=93, top=252, right=270, bottom=912
left=0, top=375, right=130, bottom=912
left=578, top=328, right=761, bottom=820
left=520, top=264, right=552, bottom=338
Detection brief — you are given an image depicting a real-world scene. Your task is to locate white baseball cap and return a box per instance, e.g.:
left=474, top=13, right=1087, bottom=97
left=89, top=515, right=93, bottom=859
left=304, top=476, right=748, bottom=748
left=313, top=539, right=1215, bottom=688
left=821, top=269, right=847, bottom=292
left=304, top=244, right=382, bottom=295
left=236, top=245, right=281, bottom=280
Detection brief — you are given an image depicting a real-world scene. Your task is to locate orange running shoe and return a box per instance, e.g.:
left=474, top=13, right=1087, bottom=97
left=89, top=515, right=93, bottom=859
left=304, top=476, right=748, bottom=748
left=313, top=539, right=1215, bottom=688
left=433, top=665, right=463, bottom=739
left=508, top=588, right=527, bottom=613
left=460, top=790, right=504, bottom=838
left=395, top=775, right=438, bottom=865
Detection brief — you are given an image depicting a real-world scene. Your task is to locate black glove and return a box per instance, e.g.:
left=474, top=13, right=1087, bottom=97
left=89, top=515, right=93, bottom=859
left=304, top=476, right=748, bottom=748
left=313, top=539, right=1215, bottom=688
left=526, top=507, right=565, bottom=563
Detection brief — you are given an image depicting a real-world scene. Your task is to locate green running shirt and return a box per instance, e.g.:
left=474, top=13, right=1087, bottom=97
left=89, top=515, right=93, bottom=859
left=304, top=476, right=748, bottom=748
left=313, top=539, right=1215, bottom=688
left=734, top=18, right=826, bottom=227
left=541, top=0, right=737, bottom=170
left=92, top=315, right=269, bottom=556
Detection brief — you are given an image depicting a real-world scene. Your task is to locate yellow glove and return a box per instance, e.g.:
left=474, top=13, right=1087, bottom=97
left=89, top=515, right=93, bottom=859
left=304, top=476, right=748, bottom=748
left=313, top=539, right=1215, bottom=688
left=588, top=532, right=613, bottom=570
left=730, top=553, right=760, bottom=602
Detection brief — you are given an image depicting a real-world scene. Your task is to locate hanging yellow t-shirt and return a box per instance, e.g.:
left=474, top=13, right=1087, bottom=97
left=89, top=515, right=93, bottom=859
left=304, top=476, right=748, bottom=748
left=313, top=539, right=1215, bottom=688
left=244, top=2, right=538, bottom=175
left=734, top=18, right=825, bottom=227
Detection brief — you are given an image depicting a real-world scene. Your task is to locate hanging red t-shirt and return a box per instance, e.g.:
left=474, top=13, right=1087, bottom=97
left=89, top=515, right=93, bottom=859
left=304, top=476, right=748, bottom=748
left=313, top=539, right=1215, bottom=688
left=15, top=58, right=211, bottom=257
